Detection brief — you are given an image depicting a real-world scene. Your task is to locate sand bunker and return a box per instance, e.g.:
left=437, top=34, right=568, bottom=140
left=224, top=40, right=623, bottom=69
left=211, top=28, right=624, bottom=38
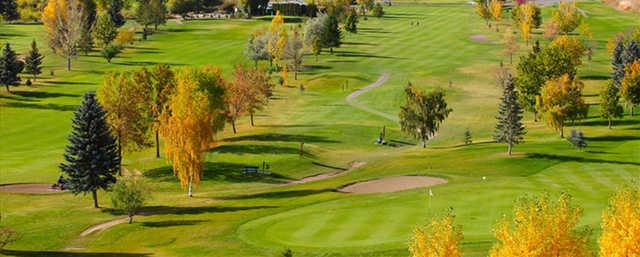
left=470, top=34, right=495, bottom=44
left=0, top=183, right=64, bottom=194
left=338, top=176, right=447, bottom=194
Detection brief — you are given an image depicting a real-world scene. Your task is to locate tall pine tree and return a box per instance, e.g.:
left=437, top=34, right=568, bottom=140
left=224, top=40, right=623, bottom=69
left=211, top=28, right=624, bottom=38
left=60, top=92, right=119, bottom=208
left=24, top=40, right=44, bottom=81
left=612, top=40, right=624, bottom=87
left=622, top=40, right=640, bottom=69
left=0, top=43, right=24, bottom=94
left=494, top=74, right=526, bottom=156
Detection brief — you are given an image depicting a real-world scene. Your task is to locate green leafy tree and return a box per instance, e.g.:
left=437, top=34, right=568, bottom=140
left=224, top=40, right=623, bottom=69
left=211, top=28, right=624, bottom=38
left=399, top=84, right=452, bottom=148
left=345, top=8, right=358, bottom=33
left=284, top=30, right=304, bottom=80
left=304, top=13, right=327, bottom=58
left=494, top=74, right=526, bottom=156
left=111, top=177, right=149, bottom=223
left=600, top=81, right=623, bottom=128
left=24, top=40, right=44, bottom=81
left=323, top=12, right=342, bottom=54
left=150, top=0, right=167, bottom=30
left=78, top=0, right=97, bottom=55
left=60, top=92, right=119, bottom=208
left=245, top=32, right=270, bottom=67
left=0, top=43, right=24, bottom=94
left=94, top=13, right=118, bottom=48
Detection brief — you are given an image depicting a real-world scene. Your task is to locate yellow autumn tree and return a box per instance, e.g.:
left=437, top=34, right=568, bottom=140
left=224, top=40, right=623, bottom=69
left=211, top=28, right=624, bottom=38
left=409, top=212, right=462, bottom=257
left=490, top=193, right=591, bottom=257
left=550, top=35, right=586, bottom=64
left=274, top=27, right=289, bottom=68
left=536, top=75, right=588, bottom=138
left=518, top=3, right=535, bottom=44
left=267, top=11, right=284, bottom=68
left=599, top=185, right=640, bottom=257
left=489, top=0, right=502, bottom=31
left=42, top=0, right=84, bottom=71
left=621, top=60, right=640, bottom=116
left=160, top=66, right=226, bottom=197
left=503, top=28, right=518, bottom=64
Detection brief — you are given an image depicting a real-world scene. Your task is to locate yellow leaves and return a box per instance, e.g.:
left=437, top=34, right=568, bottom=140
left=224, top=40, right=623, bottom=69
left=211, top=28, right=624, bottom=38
left=269, top=11, right=284, bottom=33
left=621, top=60, right=640, bottom=108
left=282, top=65, right=288, bottom=87
left=160, top=66, right=226, bottom=188
left=409, top=212, right=462, bottom=257
left=489, top=0, right=502, bottom=22
left=42, top=0, right=65, bottom=34
left=490, top=193, right=591, bottom=257
left=550, top=35, right=586, bottom=62
left=599, top=185, right=640, bottom=257
left=536, top=75, right=588, bottom=136
left=517, top=3, right=535, bottom=43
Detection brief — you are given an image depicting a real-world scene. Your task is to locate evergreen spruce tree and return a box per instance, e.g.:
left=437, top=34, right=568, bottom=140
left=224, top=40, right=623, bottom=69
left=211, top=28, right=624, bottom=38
left=600, top=81, right=623, bottom=129
left=464, top=128, right=472, bottom=145
left=323, top=12, right=342, bottom=54
left=24, top=40, right=44, bottom=81
left=60, top=92, right=119, bottom=208
left=0, top=43, right=24, bottom=94
left=493, top=74, right=526, bottom=156
left=612, top=40, right=625, bottom=87
left=0, top=0, right=19, bottom=21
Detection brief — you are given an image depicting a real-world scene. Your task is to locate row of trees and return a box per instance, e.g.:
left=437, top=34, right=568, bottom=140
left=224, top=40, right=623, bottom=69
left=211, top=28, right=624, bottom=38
left=60, top=64, right=274, bottom=206
left=0, top=41, right=44, bottom=93
left=41, top=0, right=166, bottom=70
left=410, top=187, right=640, bottom=257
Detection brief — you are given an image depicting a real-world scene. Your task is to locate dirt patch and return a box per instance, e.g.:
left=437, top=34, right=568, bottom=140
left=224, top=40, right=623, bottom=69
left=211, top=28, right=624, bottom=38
left=338, top=176, right=447, bottom=194
left=285, top=161, right=366, bottom=186
left=470, top=34, right=496, bottom=44
left=0, top=183, right=64, bottom=194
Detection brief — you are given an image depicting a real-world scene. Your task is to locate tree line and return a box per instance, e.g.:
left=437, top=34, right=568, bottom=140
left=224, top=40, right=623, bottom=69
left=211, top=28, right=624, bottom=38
left=59, top=64, right=273, bottom=207
left=409, top=187, right=640, bottom=257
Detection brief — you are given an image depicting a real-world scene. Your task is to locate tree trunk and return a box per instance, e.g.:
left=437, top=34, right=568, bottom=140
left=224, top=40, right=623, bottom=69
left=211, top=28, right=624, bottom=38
left=231, top=119, right=237, bottom=134
left=295, top=70, right=298, bottom=80
left=254, top=59, right=258, bottom=67
left=632, top=106, right=635, bottom=116
left=315, top=54, right=318, bottom=62
left=67, top=54, right=71, bottom=71
left=188, top=175, right=193, bottom=197
left=330, top=48, right=333, bottom=54
left=5, top=84, right=11, bottom=94
left=510, top=53, right=513, bottom=64
left=128, top=213, right=133, bottom=224
left=92, top=190, right=99, bottom=208
left=507, top=142, right=513, bottom=156
left=269, top=58, right=273, bottom=69
left=608, top=118, right=612, bottom=129
left=155, top=129, right=160, bottom=158
left=118, top=133, right=123, bottom=176
left=560, top=126, right=564, bottom=138
left=250, top=112, right=255, bottom=127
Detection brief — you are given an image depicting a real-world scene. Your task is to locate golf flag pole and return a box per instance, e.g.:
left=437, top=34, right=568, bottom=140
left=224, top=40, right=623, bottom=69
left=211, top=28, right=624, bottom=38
left=428, top=188, right=433, bottom=214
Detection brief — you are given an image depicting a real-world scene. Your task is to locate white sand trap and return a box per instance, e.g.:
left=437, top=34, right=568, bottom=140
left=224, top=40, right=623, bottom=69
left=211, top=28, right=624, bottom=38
left=470, top=34, right=495, bottom=44
left=0, top=183, right=64, bottom=194
left=338, top=176, right=447, bottom=194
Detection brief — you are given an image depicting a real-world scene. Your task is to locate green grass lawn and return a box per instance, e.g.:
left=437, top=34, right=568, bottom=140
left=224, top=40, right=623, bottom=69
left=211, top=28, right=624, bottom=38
left=1, top=0, right=639, bottom=256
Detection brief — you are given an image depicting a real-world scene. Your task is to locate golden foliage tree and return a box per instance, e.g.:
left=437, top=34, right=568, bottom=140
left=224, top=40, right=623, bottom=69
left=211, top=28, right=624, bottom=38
left=409, top=212, right=463, bottom=257
left=42, top=0, right=85, bottom=71
left=536, top=75, right=588, bottom=137
left=599, top=185, right=640, bottom=257
left=97, top=72, right=151, bottom=174
left=552, top=0, right=582, bottom=34
left=550, top=35, right=586, bottom=63
left=490, top=193, right=591, bottom=257
left=517, top=3, right=535, bottom=44
left=488, top=0, right=502, bottom=31
left=268, top=11, right=285, bottom=68
left=621, top=60, right=640, bottom=116
left=160, top=66, right=225, bottom=197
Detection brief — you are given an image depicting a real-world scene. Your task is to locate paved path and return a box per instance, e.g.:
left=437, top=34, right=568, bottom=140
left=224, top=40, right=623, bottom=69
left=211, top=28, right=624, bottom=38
left=346, top=72, right=397, bottom=121
left=285, top=161, right=366, bottom=186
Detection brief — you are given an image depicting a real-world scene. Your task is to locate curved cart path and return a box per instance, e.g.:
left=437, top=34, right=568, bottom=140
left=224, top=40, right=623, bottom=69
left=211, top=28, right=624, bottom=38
left=346, top=72, right=397, bottom=121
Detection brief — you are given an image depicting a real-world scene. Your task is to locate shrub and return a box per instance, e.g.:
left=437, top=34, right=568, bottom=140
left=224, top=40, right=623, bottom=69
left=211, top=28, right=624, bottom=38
left=101, top=45, right=122, bottom=63
left=111, top=177, right=150, bottom=224
left=115, top=29, right=136, bottom=45
left=372, top=3, right=384, bottom=17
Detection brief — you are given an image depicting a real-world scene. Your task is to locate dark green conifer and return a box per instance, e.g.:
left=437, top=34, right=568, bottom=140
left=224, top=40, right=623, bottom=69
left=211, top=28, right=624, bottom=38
left=0, top=43, right=24, bottom=93
left=612, top=40, right=624, bottom=87
left=24, top=40, right=44, bottom=81
left=494, top=74, right=526, bottom=156
left=323, top=12, right=342, bottom=53
left=60, top=92, right=119, bottom=208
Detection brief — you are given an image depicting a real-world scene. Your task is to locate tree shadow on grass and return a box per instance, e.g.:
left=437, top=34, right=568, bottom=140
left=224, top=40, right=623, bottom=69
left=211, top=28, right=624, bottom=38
left=526, top=153, right=640, bottom=166
left=12, top=91, right=79, bottom=99
left=211, top=144, right=311, bottom=156
left=334, top=51, right=399, bottom=59
left=0, top=250, right=151, bottom=257
left=581, top=75, right=610, bottom=81
left=575, top=119, right=640, bottom=127
left=217, top=189, right=333, bottom=200
left=103, top=205, right=276, bottom=216
left=224, top=133, right=338, bottom=144
left=342, top=41, right=378, bottom=46
left=141, top=219, right=208, bottom=227
left=587, top=135, right=640, bottom=142
left=146, top=162, right=292, bottom=184
left=46, top=81, right=94, bottom=86
left=117, top=61, right=184, bottom=67
left=3, top=101, right=77, bottom=111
